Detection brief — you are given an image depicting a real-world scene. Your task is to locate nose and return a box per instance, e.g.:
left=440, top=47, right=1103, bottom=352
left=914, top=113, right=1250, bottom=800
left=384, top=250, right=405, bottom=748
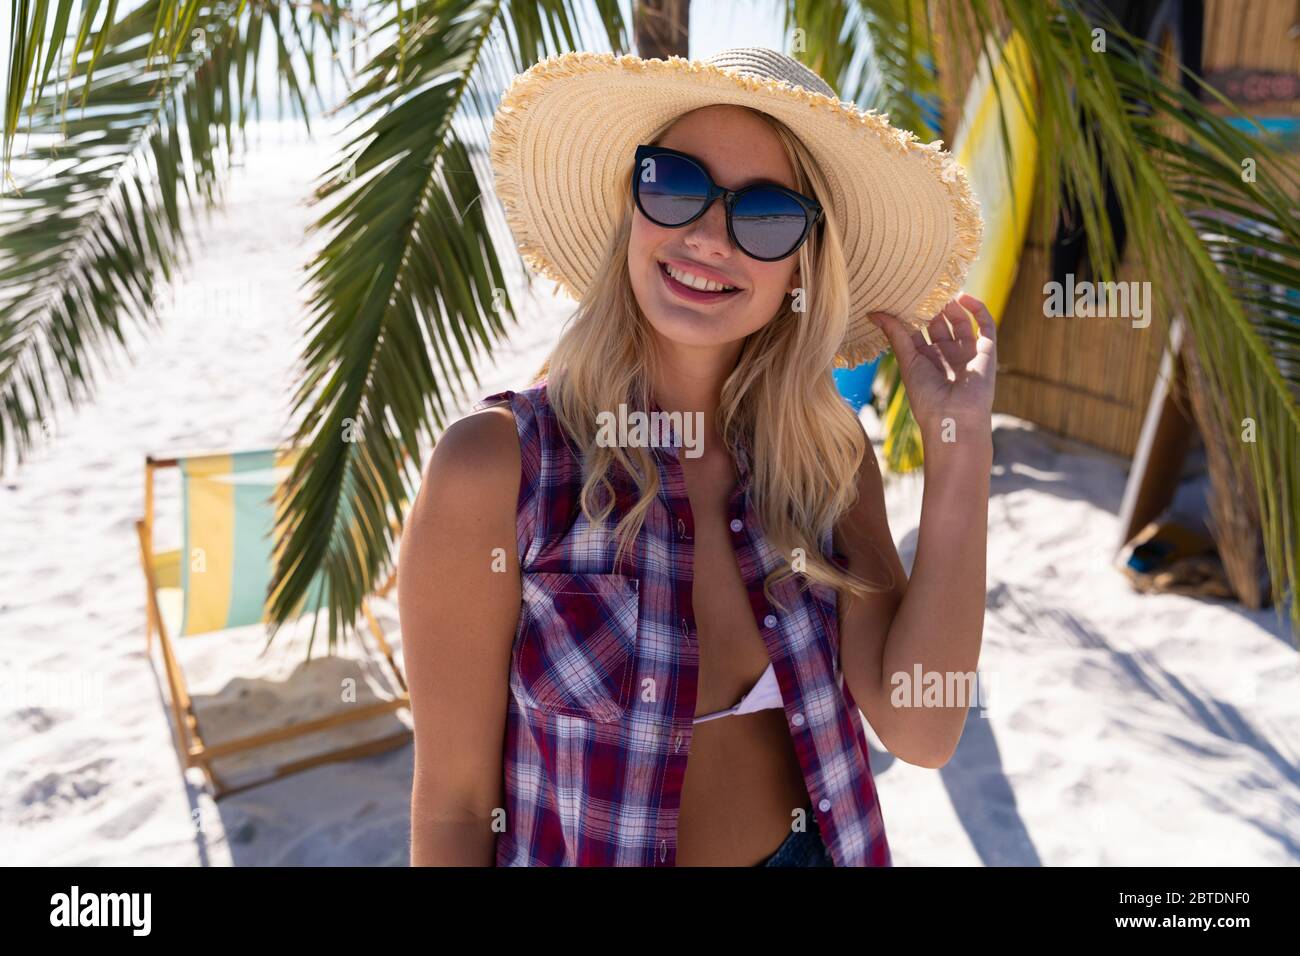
left=682, top=196, right=733, bottom=257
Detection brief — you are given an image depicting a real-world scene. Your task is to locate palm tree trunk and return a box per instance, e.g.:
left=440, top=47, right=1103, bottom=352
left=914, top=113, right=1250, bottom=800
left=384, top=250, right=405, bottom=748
left=634, top=0, right=691, bottom=59
left=1181, top=321, right=1272, bottom=609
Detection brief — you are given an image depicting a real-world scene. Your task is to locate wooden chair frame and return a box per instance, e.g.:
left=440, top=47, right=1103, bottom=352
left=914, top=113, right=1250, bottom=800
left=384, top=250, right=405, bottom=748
left=136, top=452, right=410, bottom=800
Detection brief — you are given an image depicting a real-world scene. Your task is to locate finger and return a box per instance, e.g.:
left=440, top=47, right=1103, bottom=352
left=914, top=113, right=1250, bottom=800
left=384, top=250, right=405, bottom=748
left=958, top=294, right=996, bottom=343
left=934, top=334, right=974, bottom=371
left=923, top=342, right=957, bottom=380
left=944, top=299, right=976, bottom=345
left=930, top=300, right=972, bottom=364
left=927, top=308, right=956, bottom=343
left=911, top=327, right=934, bottom=357
left=914, top=342, right=951, bottom=380
left=868, top=312, right=919, bottom=365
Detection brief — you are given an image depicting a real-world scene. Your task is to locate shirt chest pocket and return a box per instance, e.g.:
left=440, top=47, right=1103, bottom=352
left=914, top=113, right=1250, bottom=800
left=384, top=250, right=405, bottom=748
left=512, top=572, right=640, bottom=722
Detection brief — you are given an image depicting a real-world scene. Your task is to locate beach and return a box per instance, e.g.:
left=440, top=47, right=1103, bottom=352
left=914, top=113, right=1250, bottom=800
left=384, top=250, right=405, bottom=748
left=1, top=120, right=1296, bottom=866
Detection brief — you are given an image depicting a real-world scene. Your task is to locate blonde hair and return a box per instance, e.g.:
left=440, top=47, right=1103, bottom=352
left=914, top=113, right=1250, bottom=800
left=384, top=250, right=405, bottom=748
left=536, top=106, right=893, bottom=607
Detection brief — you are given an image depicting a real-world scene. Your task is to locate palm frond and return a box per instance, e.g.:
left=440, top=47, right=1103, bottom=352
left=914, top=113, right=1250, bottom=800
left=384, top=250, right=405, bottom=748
left=781, top=0, right=940, bottom=474
left=861, top=0, right=1298, bottom=638
left=266, top=0, right=631, bottom=649
left=5, top=0, right=120, bottom=176
left=0, top=0, right=349, bottom=467
left=1, top=1, right=277, bottom=177
left=1, top=1, right=237, bottom=461
left=784, top=0, right=938, bottom=136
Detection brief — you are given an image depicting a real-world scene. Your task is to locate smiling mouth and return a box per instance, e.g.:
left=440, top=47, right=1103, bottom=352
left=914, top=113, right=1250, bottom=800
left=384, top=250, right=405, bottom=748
left=657, top=260, right=742, bottom=300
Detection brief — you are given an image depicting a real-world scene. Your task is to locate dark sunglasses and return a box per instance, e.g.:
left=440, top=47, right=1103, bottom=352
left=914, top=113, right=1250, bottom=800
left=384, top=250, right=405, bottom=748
left=632, top=144, right=824, bottom=261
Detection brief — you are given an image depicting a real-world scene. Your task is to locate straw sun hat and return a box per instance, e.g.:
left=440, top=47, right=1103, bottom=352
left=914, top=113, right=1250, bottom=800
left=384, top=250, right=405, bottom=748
left=489, top=47, right=983, bottom=367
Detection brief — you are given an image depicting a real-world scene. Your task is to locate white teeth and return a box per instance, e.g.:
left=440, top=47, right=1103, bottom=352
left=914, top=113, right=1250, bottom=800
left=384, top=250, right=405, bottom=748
left=664, top=262, right=736, bottom=293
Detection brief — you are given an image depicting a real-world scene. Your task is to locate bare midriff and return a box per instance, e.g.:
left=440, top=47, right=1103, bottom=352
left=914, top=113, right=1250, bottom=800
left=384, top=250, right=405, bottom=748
left=672, top=450, right=812, bottom=867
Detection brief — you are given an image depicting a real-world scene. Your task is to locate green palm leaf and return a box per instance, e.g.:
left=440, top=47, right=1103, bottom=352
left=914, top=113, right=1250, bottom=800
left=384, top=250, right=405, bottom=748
left=851, top=0, right=1299, bottom=638
left=5, top=0, right=116, bottom=176
left=2, top=1, right=281, bottom=179
left=0, top=0, right=301, bottom=462
left=784, top=0, right=940, bottom=474
left=266, top=0, right=631, bottom=649
left=785, top=0, right=938, bottom=136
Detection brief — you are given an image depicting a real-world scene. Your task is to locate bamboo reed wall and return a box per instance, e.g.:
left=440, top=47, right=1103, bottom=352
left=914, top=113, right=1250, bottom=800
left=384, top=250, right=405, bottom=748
left=1202, top=0, right=1300, bottom=115
left=925, top=1, right=1284, bottom=605
left=928, top=2, right=1300, bottom=457
left=991, top=245, right=1168, bottom=458
left=1200, top=0, right=1300, bottom=203
left=931, top=2, right=1165, bottom=458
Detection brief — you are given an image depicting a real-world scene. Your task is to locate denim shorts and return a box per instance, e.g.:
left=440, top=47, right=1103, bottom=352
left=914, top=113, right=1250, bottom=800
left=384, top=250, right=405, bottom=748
left=757, top=808, right=834, bottom=867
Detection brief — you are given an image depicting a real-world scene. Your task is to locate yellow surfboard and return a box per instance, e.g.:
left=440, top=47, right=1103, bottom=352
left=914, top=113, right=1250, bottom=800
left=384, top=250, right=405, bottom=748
left=883, top=30, right=1038, bottom=470
left=951, top=30, right=1039, bottom=323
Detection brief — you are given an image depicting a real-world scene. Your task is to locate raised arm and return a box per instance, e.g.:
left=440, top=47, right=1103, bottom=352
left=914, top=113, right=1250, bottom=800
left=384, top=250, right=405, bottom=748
left=836, top=296, right=995, bottom=768
left=400, top=405, right=523, bottom=865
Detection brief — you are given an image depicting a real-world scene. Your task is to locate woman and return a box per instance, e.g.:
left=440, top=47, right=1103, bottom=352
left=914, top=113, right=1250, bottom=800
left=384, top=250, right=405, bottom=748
left=400, top=48, right=994, bottom=866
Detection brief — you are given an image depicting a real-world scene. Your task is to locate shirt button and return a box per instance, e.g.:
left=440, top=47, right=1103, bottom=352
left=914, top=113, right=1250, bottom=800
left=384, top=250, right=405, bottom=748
left=659, top=839, right=668, bottom=862
left=674, top=733, right=682, bottom=752
left=677, top=517, right=687, bottom=539
left=729, top=518, right=744, bottom=533
left=818, top=798, right=832, bottom=812
left=763, top=614, right=777, bottom=628
left=791, top=712, right=805, bottom=726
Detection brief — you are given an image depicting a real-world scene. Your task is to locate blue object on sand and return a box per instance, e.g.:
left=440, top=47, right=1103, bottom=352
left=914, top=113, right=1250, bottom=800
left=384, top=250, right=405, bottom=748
left=834, top=357, right=880, bottom=412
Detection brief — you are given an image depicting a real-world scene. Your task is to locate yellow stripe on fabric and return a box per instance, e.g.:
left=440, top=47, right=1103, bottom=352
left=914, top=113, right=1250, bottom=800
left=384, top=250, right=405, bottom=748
left=181, top=454, right=236, bottom=635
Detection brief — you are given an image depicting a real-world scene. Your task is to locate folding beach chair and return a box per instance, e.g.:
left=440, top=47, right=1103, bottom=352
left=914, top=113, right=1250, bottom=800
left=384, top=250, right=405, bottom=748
left=135, top=447, right=410, bottom=799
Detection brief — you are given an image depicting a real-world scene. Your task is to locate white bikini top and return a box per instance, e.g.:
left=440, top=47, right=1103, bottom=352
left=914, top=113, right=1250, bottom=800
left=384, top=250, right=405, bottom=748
left=693, top=662, right=784, bottom=724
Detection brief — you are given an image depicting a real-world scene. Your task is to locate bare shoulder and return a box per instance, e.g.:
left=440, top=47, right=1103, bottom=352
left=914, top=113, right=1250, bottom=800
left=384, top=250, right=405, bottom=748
left=428, top=404, right=520, bottom=484
left=400, top=405, right=522, bottom=579
left=411, top=405, right=520, bottom=522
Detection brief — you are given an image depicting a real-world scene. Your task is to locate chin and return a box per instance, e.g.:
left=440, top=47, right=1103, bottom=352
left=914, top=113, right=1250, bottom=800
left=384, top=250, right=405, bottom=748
left=643, top=303, right=747, bottom=349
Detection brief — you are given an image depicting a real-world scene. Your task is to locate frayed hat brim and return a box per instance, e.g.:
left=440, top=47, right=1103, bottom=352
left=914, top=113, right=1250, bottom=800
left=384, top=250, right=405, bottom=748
left=490, top=50, right=983, bottom=367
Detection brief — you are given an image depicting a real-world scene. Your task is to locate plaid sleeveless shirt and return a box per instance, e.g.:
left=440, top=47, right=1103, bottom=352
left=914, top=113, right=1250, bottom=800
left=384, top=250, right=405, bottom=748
left=476, top=382, right=891, bottom=867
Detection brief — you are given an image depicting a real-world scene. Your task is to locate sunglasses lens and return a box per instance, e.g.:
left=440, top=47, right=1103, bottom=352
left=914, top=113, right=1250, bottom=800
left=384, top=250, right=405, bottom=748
left=636, top=152, right=710, bottom=226
left=732, top=188, right=810, bottom=259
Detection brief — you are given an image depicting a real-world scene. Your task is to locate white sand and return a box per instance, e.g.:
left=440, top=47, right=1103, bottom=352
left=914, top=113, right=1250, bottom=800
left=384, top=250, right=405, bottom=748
left=1, top=120, right=1296, bottom=866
